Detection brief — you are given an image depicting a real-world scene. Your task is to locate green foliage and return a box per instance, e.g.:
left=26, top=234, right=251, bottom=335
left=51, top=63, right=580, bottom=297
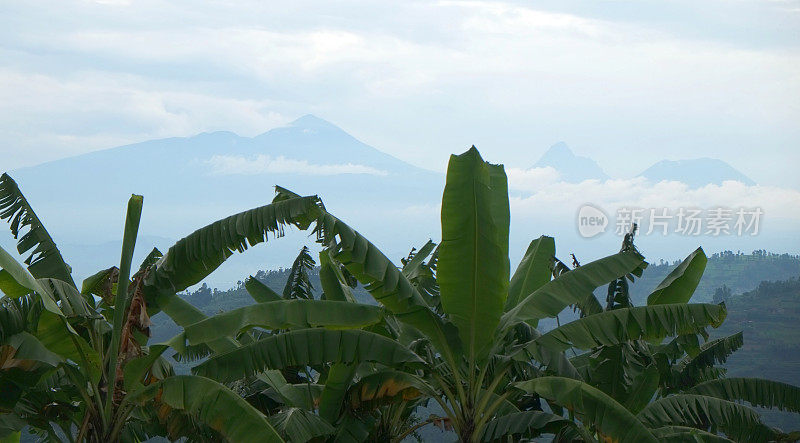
left=0, top=173, right=75, bottom=286
left=130, top=375, right=283, bottom=442
left=193, top=329, right=423, bottom=383
left=4, top=147, right=800, bottom=443
left=438, top=147, right=510, bottom=360
left=505, top=236, right=555, bottom=311
left=516, top=376, right=659, bottom=442
left=647, top=247, right=707, bottom=305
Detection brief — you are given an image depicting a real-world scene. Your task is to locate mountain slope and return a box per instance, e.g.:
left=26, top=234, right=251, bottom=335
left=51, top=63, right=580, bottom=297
left=5, top=115, right=444, bottom=286
left=638, top=158, right=755, bottom=187
left=532, top=142, right=609, bottom=182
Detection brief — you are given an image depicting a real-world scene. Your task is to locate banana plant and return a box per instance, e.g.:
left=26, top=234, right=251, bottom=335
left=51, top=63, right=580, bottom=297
left=0, top=173, right=281, bottom=442
left=162, top=246, right=430, bottom=442
left=156, top=148, right=729, bottom=441
left=516, top=244, right=800, bottom=442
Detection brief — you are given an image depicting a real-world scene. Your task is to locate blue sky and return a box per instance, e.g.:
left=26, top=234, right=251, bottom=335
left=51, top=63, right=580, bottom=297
left=1, top=0, right=798, bottom=185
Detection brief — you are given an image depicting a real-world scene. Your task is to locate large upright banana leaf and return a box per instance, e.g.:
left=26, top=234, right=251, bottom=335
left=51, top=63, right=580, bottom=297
left=0, top=174, right=74, bottom=287
left=438, top=147, right=510, bottom=359
left=500, top=250, right=646, bottom=330
left=505, top=236, right=554, bottom=311
left=193, top=329, right=423, bottom=383
left=647, top=247, right=707, bottom=305
left=182, top=300, right=384, bottom=345
left=515, top=376, right=658, bottom=442
left=128, top=375, right=283, bottom=443
left=528, top=303, right=726, bottom=353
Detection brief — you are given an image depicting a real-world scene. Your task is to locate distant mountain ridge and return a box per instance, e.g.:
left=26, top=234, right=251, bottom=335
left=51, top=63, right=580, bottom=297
left=637, top=158, right=755, bottom=187
left=5, top=115, right=444, bottom=287
left=532, top=142, right=609, bottom=182
left=529, top=142, right=754, bottom=187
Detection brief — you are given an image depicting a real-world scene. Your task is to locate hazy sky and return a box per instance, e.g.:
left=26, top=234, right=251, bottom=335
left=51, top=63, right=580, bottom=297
left=1, top=0, right=798, bottom=185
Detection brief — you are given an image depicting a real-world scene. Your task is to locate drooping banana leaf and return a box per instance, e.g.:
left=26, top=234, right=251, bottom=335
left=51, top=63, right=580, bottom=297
left=438, top=147, right=510, bottom=360
left=345, top=369, right=426, bottom=411
left=650, top=425, right=734, bottom=442
left=0, top=173, right=75, bottom=287
left=512, top=323, right=581, bottom=380
left=182, top=300, right=384, bottom=345
left=0, top=296, right=38, bottom=341
left=315, top=211, right=462, bottom=362
left=400, top=240, right=436, bottom=280
left=673, top=332, right=743, bottom=387
left=269, top=407, right=334, bottom=443
left=689, top=377, right=800, bottom=413
left=153, top=293, right=238, bottom=354
left=500, top=250, right=647, bottom=330
left=80, top=267, right=118, bottom=301
left=330, top=412, right=375, bottom=443
left=1, top=331, right=63, bottom=368
left=637, top=394, right=778, bottom=442
left=128, top=374, right=283, bottom=443
left=528, top=303, right=726, bottom=354
left=515, top=376, right=658, bottom=442
left=144, top=195, right=322, bottom=297
left=624, top=364, right=660, bottom=414
left=0, top=245, right=59, bottom=315
left=257, top=370, right=322, bottom=410
left=38, top=278, right=97, bottom=318
left=647, top=247, right=707, bottom=305
left=0, top=270, right=30, bottom=299
left=584, top=341, right=657, bottom=412
left=193, top=329, right=423, bottom=383
left=0, top=246, right=97, bottom=379
left=401, top=240, right=439, bottom=304
left=505, top=236, right=555, bottom=311
left=481, top=411, right=589, bottom=442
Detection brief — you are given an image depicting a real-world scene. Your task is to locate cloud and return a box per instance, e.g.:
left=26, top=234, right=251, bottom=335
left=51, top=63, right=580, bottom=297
left=0, top=0, right=798, bottom=185
left=205, top=154, right=389, bottom=176
left=506, top=173, right=800, bottom=232
left=506, top=167, right=561, bottom=189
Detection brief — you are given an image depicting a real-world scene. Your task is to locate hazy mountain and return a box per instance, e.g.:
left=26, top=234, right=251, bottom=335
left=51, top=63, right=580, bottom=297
left=532, top=142, right=609, bottom=182
left=638, top=158, right=755, bottom=187
left=2, top=116, right=781, bottom=290
left=5, top=115, right=444, bottom=286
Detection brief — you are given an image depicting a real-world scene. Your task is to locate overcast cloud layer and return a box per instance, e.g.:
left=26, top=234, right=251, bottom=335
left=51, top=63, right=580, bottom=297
left=1, top=0, right=799, bottom=187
